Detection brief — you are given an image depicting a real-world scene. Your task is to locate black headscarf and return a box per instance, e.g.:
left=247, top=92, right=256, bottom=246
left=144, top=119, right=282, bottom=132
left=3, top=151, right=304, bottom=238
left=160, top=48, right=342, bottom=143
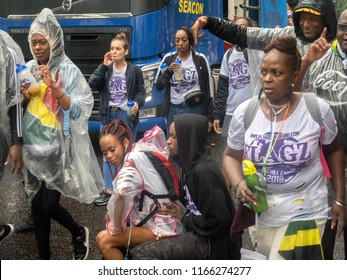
left=174, top=114, right=212, bottom=176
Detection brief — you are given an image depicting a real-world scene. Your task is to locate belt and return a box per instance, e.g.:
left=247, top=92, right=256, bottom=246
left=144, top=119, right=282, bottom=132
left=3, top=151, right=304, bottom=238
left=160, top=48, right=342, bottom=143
left=109, top=105, right=120, bottom=112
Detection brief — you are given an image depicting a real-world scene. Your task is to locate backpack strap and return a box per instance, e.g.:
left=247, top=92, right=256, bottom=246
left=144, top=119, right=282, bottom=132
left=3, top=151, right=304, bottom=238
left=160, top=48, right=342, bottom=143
left=226, top=46, right=248, bottom=63
left=244, top=95, right=261, bottom=130
left=303, top=92, right=331, bottom=179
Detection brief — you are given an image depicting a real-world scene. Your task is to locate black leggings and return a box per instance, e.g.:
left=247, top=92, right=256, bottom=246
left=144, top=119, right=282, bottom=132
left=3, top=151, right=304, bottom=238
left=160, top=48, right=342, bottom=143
left=31, top=182, right=82, bottom=259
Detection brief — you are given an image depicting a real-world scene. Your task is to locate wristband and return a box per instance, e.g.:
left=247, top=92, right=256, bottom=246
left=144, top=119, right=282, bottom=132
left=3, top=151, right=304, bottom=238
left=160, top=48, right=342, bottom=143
left=333, top=198, right=346, bottom=207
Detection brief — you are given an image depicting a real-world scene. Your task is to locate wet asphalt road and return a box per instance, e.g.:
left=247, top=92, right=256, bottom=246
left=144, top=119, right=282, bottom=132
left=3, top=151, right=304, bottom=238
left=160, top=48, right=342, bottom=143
left=0, top=131, right=345, bottom=260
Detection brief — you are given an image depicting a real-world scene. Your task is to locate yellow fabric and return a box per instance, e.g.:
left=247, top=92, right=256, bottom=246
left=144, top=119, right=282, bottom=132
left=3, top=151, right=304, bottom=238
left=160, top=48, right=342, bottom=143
left=279, top=228, right=321, bottom=251
left=26, top=83, right=61, bottom=129
left=295, top=8, right=322, bottom=15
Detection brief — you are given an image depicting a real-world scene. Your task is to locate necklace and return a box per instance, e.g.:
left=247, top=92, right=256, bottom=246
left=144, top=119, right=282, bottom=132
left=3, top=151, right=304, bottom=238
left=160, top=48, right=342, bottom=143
left=262, top=102, right=291, bottom=176
left=266, top=98, right=290, bottom=116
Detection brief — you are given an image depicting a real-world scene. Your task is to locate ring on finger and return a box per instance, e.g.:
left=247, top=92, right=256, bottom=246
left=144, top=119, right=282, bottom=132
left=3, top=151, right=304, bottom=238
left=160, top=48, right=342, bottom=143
left=240, top=197, right=246, bottom=203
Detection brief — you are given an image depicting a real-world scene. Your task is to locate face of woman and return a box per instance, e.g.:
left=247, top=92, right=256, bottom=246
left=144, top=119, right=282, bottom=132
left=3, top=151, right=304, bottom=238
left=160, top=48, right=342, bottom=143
left=260, top=49, right=297, bottom=103
left=30, top=33, right=50, bottom=65
left=110, top=39, right=128, bottom=63
left=99, top=135, right=129, bottom=167
left=175, top=30, right=190, bottom=55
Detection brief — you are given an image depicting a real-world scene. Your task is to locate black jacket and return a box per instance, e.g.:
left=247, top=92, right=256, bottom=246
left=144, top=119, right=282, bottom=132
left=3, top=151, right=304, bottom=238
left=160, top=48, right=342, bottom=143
left=155, top=51, right=213, bottom=122
left=174, top=114, right=240, bottom=259
left=88, top=62, right=146, bottom=126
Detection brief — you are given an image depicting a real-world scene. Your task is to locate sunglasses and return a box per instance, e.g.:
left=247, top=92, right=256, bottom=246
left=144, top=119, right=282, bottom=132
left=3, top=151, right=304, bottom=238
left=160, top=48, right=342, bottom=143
left=337, top=24, right=347, bottom=32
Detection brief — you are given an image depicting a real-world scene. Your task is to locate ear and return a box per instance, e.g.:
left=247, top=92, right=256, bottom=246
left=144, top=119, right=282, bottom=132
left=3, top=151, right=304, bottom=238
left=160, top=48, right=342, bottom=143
left=125, top=49, right=129, bottom=56
left=123, top=138, right=130, bottom=150
left=292, top=70, right=299, bottom=83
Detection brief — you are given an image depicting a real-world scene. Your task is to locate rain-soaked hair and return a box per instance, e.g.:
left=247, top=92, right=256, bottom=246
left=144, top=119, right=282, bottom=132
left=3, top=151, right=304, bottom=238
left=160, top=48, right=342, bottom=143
left=111, top=32, right=129, bottom=50
left=176, top=26, right=195, bottom=49
left=100, top=120, right=133, bottom=155
left=263, top=36, right=302, bottom=73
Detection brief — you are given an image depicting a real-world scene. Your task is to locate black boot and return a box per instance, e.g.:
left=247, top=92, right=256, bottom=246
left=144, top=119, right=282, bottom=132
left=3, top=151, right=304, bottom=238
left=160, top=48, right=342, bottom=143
left=16, top=213, right=34, bottom=233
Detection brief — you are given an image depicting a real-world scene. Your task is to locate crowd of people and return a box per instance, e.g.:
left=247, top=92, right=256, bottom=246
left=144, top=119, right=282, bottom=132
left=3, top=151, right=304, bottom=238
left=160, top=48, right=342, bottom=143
left=1, top=0, right=346, bottom=260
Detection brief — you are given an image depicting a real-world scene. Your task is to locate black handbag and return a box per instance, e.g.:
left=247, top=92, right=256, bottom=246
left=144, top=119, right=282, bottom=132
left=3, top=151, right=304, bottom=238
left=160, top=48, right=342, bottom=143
left=184, top=90, right=204, bottom=106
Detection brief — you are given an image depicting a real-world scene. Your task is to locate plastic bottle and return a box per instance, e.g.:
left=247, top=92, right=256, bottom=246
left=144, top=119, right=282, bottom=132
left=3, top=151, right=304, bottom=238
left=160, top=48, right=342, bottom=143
left=173, top=58, right=183, bottom=81
left=242, top=160, right=268, bottom=213
left=16, top=64, right=40, bottom=94
left=126, top=100, right=136, bottom=121
left=160, top=62, right=168, bottom=74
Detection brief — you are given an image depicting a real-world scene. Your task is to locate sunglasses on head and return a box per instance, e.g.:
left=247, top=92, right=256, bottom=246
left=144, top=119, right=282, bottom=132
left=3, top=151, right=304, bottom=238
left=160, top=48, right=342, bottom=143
left=338, top=24, right=347, bottom=32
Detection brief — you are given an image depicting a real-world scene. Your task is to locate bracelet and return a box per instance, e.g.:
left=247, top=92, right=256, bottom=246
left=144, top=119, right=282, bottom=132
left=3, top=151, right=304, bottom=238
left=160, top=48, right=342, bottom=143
left=56, top=93, right=65, bottom=100
left=232, top=180, right=245, bottom=192
left=333, top=198, right=346, bottom=207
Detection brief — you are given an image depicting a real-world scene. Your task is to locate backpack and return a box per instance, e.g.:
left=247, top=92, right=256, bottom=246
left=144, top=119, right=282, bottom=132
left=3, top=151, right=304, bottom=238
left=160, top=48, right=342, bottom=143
left=244, top=92, right=331, bottom=178
left=136, top=150, right=181, bottom=227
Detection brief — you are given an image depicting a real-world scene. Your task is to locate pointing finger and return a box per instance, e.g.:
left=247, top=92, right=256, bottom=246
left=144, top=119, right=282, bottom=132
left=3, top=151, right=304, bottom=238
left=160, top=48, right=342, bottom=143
left=320, top=27, right=327, bottom=39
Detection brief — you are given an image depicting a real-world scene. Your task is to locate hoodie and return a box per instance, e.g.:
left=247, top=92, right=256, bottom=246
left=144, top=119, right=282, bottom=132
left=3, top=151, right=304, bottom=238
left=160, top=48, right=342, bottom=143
left=293, top=0, right=337, bottom=43
left=174, top=114, right=240, bottom=259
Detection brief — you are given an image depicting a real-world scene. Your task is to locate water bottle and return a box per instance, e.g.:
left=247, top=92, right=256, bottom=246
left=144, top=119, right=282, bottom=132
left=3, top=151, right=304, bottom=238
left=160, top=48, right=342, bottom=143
left=242, top=160, right=268, bottom=213
left=160, top=62, right=168, bottom=74
left=126, top=100, right=136, bottom=121
left=173, top=58, right=183, bottom=81
left=16, top=64, right=40, bottom=94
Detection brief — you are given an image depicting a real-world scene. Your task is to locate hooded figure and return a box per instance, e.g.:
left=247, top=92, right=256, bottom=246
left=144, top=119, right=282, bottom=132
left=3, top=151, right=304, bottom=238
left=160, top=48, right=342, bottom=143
left=23, top=8, right=103, bottom=203
left=0, top=30, right=25, bottom=183
left=193, top=0, right=337, bottom=95
left=174, top=114, right=239, bottom=259
left=131, top=114, right=240, bottom=260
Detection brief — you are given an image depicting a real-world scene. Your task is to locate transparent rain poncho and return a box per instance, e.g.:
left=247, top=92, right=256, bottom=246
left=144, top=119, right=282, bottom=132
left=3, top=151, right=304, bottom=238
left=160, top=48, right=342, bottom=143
left=107, top=126, right=185, bottom=237
left=22, top=8, right=103, bottom=203
left=0, top=30, right=25, bottom=184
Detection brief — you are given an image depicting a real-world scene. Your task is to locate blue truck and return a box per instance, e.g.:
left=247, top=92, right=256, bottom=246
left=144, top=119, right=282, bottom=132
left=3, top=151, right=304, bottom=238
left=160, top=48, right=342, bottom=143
left=0, top=0, right=286, bottom=135
left=0, top=0, right=225, bottom=135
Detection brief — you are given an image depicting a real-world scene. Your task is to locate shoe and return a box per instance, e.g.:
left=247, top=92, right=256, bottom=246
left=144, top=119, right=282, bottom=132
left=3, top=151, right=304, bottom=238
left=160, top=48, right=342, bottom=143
left=0, top=224, right=15, bottom=245
left=73, top=226, right=89, bottom=260
left=94, top=190, right=111, bottom=206
left=15, top=215, right=34, bottom=233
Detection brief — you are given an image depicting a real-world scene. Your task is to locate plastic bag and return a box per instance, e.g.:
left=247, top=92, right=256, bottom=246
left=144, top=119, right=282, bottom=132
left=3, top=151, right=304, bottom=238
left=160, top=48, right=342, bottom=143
left=132, top=125, right=169, bottom=159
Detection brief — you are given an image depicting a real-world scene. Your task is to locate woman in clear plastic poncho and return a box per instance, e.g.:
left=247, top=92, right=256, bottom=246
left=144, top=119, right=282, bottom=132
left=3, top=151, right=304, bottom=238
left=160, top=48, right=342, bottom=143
left=0, top=30, right=25, bottom=183
left=97, top=124, right=185, bottom=260
left=22, top=8, right=103, bottom=203
left=20, top=8, right=103, bottom=260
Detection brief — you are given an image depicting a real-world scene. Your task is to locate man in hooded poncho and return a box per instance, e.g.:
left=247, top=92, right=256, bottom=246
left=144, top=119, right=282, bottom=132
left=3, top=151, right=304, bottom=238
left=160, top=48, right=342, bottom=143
left=192, top=0, right=337, bottom=94
left=20, top=8, right=103, bottom=260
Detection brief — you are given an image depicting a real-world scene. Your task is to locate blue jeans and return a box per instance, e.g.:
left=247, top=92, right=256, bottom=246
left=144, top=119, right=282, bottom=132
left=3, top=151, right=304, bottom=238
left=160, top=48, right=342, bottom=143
left=102, top=109, right=137, bottom=190
left=167, top=103, right=202, bottom=137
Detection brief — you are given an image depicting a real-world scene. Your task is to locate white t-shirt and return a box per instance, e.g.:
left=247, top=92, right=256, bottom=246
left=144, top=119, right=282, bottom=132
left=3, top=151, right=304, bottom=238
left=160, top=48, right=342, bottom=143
left=109, top=64, right=128, bottom=110
left=228, top=96, right=337, bottom=226
left=170, top=53, right=201, bottom=105
left=220, top=48, right=252, bottom=116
